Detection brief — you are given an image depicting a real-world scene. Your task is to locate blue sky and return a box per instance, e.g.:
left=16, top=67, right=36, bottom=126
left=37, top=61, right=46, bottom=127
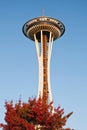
left=0, top=0, right=87, bottom=129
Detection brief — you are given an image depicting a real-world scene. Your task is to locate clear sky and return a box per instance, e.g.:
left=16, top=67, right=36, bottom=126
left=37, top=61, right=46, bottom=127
left=0, top=0, right=87, bottom=130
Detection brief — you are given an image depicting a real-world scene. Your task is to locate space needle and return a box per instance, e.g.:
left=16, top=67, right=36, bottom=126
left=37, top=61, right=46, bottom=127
left=22, top=16, right=65, bottom=105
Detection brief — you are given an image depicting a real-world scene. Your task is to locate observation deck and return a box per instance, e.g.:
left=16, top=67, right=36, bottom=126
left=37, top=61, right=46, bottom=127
left=22, top=16, right=65, bottom=42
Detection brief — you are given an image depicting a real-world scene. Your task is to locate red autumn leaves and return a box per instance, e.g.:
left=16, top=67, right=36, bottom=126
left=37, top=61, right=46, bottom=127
left=0, top=98, right=73, bottom=130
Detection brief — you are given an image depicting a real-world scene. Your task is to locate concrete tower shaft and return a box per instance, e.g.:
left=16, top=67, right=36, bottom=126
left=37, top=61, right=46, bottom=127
left=22, top=16, right=65, bottom=104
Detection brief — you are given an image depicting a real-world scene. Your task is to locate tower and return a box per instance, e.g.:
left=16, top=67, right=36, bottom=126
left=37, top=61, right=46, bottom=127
left=22, top=16, right=65, bottom=105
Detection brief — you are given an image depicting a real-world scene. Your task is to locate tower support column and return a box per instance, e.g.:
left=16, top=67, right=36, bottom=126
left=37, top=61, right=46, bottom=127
left=34, top=30, right=53, bottom=104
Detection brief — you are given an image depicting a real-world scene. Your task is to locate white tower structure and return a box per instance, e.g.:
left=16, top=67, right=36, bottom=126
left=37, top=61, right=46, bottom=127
left=22, top=16, right=65, bottom=105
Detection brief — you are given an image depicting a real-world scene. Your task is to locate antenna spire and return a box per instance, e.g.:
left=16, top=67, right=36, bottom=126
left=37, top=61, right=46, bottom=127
left=42, top=8, right=44, bottom=16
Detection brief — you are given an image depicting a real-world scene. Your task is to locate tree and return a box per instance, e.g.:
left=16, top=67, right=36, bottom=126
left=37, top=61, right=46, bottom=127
left=0, top=98, right=73, bottom=130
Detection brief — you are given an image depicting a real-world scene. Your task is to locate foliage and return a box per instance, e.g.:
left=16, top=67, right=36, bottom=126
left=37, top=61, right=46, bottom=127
left=0, top=98, right=73, bottom=130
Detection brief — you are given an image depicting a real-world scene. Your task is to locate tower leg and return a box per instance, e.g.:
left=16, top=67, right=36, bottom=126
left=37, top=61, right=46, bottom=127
left=34, top=31, right=53, bottom=105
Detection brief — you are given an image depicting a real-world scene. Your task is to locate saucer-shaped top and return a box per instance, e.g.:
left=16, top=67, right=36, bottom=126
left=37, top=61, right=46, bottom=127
left=22, top=16, right=65, bottom=42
